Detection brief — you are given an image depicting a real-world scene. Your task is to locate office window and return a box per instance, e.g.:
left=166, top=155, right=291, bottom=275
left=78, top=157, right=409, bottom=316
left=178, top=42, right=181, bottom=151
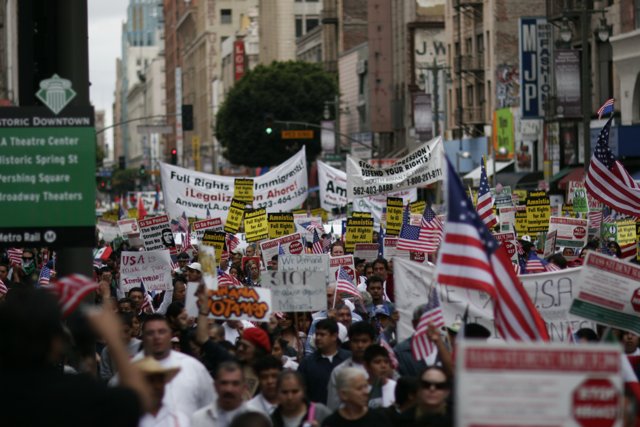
left=221, top=9, right=232, bottom=24
left=306, top=17, right=319, bottom=32
left=295, top=16, right=303, bottom=38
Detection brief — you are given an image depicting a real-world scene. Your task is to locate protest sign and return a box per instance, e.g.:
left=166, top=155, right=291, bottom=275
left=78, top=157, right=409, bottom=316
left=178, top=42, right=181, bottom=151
left=352, top=189, right=417, bottom=225
left=329, top=255, right=356, bottom=283
left=317, top=160, right=347, bottom=210
left=543, top=230, right=557, bottom=258
left=201, top=230, right=225, bottom=265
left=385, top=197, right=403, bottom=235
left=160, top=146, right=307, bottom=219
left=261, top=271, right=327, bottom=312
left=203, top=286, right=272, bottom=322
left=492, top=185, right=513, bottom=208
left=515, top=205, right=528, bottom=236
left=494, top=232, right=518, bottom=262
left=233, top=178, right=254, bottom=204
left=346, top=137, right=444, bottom=199
left=97, top=220, right=121, bottom=243
left=345, top=217, right=374, bottom=253
left=526, top=191, right=551, bottom=233
left=354, top=243, right=379, bottom=263
left=127, top=191, right=162, bottom=214
left=279, top=254, right=329, bottom=276
left=456, top=341, right=622, bottom=427
left=260, top=232, right=305, bottom=267
left=512, top=189, right=528, bottom=205
left=383, top=237, right=410, bottom=260
left=311, top=208, right=328, bottom=223
left=570, top=252, right=640, bottom=334
left=199, top=245, right=218, bottom=290
left=352, top=211, right=372, bottom=218
left=571, top=185, right=588, bottom=213
left=548, top=216, right=588, bottom=249
left=268, top=213, right=295, bottom=238
left=616, top=220, right=636, bottom=249
left=138, top=214, right=177, bottom=255
left=410, top=200, right=427, bottom=215
left=117, top=218, right=139, bottom=235
left=244, top=208, right=269, bottom=242
left=224, top=199, right=245, bottom=234
left=499, top=206, right=517, bottom=229
left=192, top=217, right=224, bottom=241
left=119, top=250, right=173, bottom=292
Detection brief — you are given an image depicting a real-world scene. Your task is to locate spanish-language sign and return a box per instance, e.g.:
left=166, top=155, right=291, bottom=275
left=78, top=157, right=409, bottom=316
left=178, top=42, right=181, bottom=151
left=233, top=178, right=254, bottom=204
left=571, top=252, right=640, bottom=335
left=261, top=270, right=327, bottom=312
left=385, top=197, right=403, bottom=235
left=192, top=217, right=223, bottom=241
left=515, top=205, right=528, bottom=236
left=494, top=232, right=518, bottom=263
left=615, top=220, right=636, bottom=250
left=526, top=191, right=551, bottom=233
left=317, top=160, right=347, bottom=210
left=201, top=230, right=225, bottom=264
left=513, top=189, right=528, bottom=205
left=224, top=198, right=245, bottom=234
left=410, top=200, right=427, bottom=215
left=117, top=218, right=139, bottom=236
left=159, top=146, right=307, bottom=219
left=354, top=243, right=379, bottom=263
left=456, top=341, right=622, bottom=427
left=346, top=137, right=444, bottom=199
left=244, top=208, right=269, bottom=242
left=329, top=255, right=356, bottom=283
left=268, top=212, right=295, bottom=238
left=204, top=286, right=272, bottom=322
left=119, top=250, right=173, bottom=292
left=0, top=105, right=96, bottom=246
left=543, top=230, right=557, bottom=258
left=549, top=216, right=588, bottom=249
left=199, top=245, right=218, bottom=290
left=352, top=211, right=373, bottom=218
left=138, top=214, right=177, bottom=254
left=260, top=232, right=304, bottom=267
left=345, top=217, right=374, bottom=253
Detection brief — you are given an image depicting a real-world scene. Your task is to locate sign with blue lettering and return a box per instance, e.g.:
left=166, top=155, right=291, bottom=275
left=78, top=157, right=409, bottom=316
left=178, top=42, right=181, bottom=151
left=519, top=17, right=552, bottom=118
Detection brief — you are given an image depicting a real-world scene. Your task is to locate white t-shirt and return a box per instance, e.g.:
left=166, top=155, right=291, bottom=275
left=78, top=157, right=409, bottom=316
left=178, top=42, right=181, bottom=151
left=381, top=379, right=397, bottom=408
left=246, top=393, right=277, bottom=415
left=139, top=405, right=190, bottom=427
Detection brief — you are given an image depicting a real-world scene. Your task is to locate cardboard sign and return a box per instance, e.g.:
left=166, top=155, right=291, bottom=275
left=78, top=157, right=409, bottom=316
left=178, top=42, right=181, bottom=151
left=494, top=232, right=518, bottom=262
left=138, top=214, right=177, bottom=255
left=192, top=217, right=224, bottom=241
left=548, top=216, right=588, bottom=249
left=515, top=205, right=528, bottom=236
left=570, top=252, right=640, bottom=334
left=491, top=185, right=513, bottom=208
left=201, top=230, right=225, bottom=265
left=203, top=286, right=272, bottom=322
left=224, top=198, right=245, bottom=234
left=352, top=189, right=418, bottom=226
left=261, top=271, right=327, bottom=312
left=244, top=208, right=269, bottom=242
left=383, top=237, right=410, bottom=260
left=311, top=208, right=328, bottom=223
left=354, top=243, right=379, bottom=262
left=233, top=178, right=254, bottom=204
left=199, top=245, right=218, bottom=290
left=119, top=250, right=173, bottom=292
left=268, top=212, right=295, bottom=239
left=410, top=200, right=426, bottom=215
left=117, top=218, right=139, bottom=235
left=278, top=254, right=329, bottom=276
left=345, top=217, right=374, bottom=253
left=456, top=341, right=622, bottom=427
left=543, top=230, right=557, bottom=258
left=260, top=232, right=305, bottom=267
left=329, top=255, right=356, bottom=283
left=526, top=191, right=551, bottom=233
left=385, top=197, right=404, bottom=236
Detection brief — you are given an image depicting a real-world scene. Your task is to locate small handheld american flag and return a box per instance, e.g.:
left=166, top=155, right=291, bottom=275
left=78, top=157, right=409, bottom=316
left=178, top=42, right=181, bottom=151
left=597, top=98, right=615, bottom=120
left=411, top=286, right=445, bottom=361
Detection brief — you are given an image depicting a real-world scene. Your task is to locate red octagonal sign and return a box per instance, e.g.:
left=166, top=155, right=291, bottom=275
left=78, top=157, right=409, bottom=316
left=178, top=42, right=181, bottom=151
left=573, top=226, right=587, bottom=240
left=288, top=241, right=303, bottom=254
left=631, top=288, right=640, bottom=312
left=503, top=241, right=517, bottom=257
left=572, top=378, right=619, bottom=427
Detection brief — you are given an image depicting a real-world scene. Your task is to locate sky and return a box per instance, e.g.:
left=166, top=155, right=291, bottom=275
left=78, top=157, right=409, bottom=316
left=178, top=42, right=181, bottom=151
left=88, top=0, right=129, bottom=158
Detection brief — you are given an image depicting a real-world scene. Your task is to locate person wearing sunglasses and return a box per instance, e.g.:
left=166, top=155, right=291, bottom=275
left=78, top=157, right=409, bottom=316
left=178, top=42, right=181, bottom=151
left=414, top=366, right=452, bottom=426
left=12, top=248, right=40, bottom=287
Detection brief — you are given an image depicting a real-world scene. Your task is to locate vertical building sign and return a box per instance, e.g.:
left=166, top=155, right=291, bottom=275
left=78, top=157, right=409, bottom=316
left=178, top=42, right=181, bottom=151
left=234, top=40, right=246, bottom=81
left=519, top=17, right=552, bottom=118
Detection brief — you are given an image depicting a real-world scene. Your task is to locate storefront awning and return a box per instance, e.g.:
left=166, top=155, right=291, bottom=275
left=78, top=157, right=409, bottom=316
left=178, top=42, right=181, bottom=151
left=462, top=161, right=514, bottom=187
left=550, top=167, right=585, bottom=190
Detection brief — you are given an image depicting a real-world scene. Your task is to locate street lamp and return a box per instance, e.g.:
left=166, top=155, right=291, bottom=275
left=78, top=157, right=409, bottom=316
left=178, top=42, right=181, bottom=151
left=456, top=150, right=471, bottom=174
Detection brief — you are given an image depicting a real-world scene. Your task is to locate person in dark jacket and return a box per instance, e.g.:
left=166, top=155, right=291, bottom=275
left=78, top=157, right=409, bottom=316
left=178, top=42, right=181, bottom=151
left=271, top=370, right=332, bottom=427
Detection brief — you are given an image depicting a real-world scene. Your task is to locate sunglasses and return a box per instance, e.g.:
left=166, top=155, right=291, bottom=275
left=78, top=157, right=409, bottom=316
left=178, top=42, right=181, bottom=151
left=22, top=257, right=33, bottom=261
left=420, top=380, right=450, bottom=391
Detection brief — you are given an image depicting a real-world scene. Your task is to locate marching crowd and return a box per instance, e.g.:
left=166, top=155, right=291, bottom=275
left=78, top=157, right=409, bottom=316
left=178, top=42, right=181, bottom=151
left=0, top=233, right=639, bottom=427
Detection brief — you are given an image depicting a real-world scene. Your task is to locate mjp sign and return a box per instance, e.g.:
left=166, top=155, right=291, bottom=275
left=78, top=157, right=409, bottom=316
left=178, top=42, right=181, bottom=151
left=519, top=17, right=552, bottom=119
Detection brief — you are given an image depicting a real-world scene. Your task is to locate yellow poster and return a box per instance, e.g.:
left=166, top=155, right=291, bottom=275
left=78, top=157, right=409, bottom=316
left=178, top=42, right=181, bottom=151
left=268, top=212, right=295, bottom=239
left=201, top=230, right=226, bottom=265
left=512, top=189, right=528, bottom=206
left=345, top=217, right=374, bottom=253
left=386, top=197, right=404, bottom=236
left=224, top=198, right=246, bottom=234
left=526, top=191, right=551, bottom=234
left=515, top=206, right=528, bottom=237
left=410, top=200, right=426, bottom=215
left=244, top=208, right=269, bottom=242
left=311, top=208, right=328, bottom=223
left=617, top=220, right=636, bottom=248
left=352, top=211, right=372, bottom=218
left=234, top=178, right=254, bottom=204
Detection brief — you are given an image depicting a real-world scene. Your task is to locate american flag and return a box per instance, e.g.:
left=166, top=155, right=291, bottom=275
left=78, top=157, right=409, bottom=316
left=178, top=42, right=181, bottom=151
left=336, top=266, right=361, bottom=299
left=139, top=281, right=155, bottom=314
left=7, top=248, right=23, bottom=266
left=525, top=252, right=548, bottom=274
left=227, top=233, right=240, bottom=253
left=179, top=211, right=189, bottom=233
left=585, top=115, right=640, bottom=218
left=137, top=193, right=148, bottom=220
left=38, top=265, right=51, bottom=286
left=588, top=209, right=603, bottom=229
left=379, top=335, right=399, bottom=369
left=0, top=278, right=7, bottom=295
left=218, top=271, right=242, bottom=287
left=311, top=229, right=323, bottom=254
left=322, top=233, right=332, bottom=254
left=49, top=274, right=99, bottom=318
left=620, top=243, right=636, bottom=260
left=300, top=221, right=324, bottom=234
left=597, top=98, right=615, bottom=119
left=411, top=286, right=445, bottom=361
left=477, top=158, right=498, bottom=229
left=377, top=223, right=385, bottom=258
left=435, top=157, right=549, bottom=342
left=513, top=262, right=521, bottom=275
left=397, top=204, right=443, bottom=253
left=182, top=224, right=193, bottom=252
left=545, top=262, right=562, bottom=272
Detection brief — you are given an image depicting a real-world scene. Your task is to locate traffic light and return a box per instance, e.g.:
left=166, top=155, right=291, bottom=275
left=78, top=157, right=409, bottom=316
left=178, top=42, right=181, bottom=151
left=265, top=113, right=274, bottom=135
left=139, top=164, right=146, bottom=177
left=182, top=105, right=193, bottom=131
left=171, top=148, right=178, bottom=165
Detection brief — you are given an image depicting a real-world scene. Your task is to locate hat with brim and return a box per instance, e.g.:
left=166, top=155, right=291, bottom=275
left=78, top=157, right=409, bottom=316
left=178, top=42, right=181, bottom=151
left=134, top=357, right=181, bottom=382
left=186, top=262, right=202, bottom=273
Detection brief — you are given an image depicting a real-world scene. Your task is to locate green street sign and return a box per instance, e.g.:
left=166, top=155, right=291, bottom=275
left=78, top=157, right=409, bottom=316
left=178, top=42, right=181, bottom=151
left=0, top=106, right=96, bottom=247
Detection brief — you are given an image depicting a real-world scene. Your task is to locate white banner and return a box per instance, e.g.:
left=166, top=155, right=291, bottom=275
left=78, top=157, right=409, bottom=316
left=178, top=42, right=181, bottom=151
left=393, top=257, right=592, bottom=342
left=317, top=160, right=347, bottom=211
left=261, top=271, right=327, bottom=312
left=346, top=137, right=444, bottom=200
left=160, top=146, right=308, bottom=220
left=119, top=250, right=173, bottom=292
left=352, top=189, right=418, bottom=226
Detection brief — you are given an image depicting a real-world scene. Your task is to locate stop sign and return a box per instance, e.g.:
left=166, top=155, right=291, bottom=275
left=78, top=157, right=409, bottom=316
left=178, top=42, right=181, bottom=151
left=288, top=241, right=303, bottom=254
left=503, top=241, right=517, bottom=257
left=631, top=288, right=640, bottom=312
left=410, top=252, right=425, bottom=263
left=573, top=226, right=587, bottom=240
left=572, top=378, right=619, bottom=427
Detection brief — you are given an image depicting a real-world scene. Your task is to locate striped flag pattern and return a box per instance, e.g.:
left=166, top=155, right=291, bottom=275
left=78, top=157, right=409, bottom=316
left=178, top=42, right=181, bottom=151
left=597, top=98, right=615, bottom=119
left=38, top=265, right=51, bottom=286
left=182, top=224, right=193, bottom=252
left=49, top=274, right=99, bottom=318
left=218, top=271, right=243, bottom=287
left=585, top=115, right=640, bottom=218
left=138, top=281, right=155, bottom=314
left=435, top=157, right=549, bottom=342
left=411, top=286, right=445, bottom=361
left=137, top=194, right=148, bottom=220
left=7, top=248, right=23, bottom=266
left=379, top=335, right=399, bottom=370
left=0, top=278, right=7, bottom=295
left=525, top=253, right=547, bottom=274
left=226, top=233, right=240, bottom=253
left=336, top=266, right=361, bottom=298
left=620, top=243, right=636, bottom=261
left=179, top=211, right=189, bottom=233
left=397, top=205, right=444, bottom=253
left=311, top=230, right=323, bottom=254
left=477, top=158, right=498, bottom=229
left=588, top=209, right=603, bottom=229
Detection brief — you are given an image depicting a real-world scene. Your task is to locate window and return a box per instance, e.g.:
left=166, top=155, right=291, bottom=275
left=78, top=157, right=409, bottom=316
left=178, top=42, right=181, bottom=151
left=306, top=18, right=319, bottom=32
left=466, top=85, right=474, bottom=106
left=295, top=16, right=303, bottom=38
left=465, top=37, right=472, bottom=54
left=476, top=33, right=484, bottom=54
left=454, top=42, right=460, bottom=56
left=221, top=9, right=232, bottom=24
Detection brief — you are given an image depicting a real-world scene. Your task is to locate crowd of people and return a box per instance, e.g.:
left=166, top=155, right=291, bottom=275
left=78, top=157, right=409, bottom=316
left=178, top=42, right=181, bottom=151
left=0, top=232, right=638, bottom=427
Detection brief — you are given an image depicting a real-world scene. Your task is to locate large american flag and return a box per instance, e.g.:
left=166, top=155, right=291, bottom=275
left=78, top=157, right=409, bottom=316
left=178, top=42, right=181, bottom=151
left=477, top=158, right=498, bottom=229
left=49, top=274, right=99, bottom=318
left=397, top=205, right=444, bottom=253
left=336, top=266, right=360, bottom=298
left=585, top=115, right=640, bottom=218
left=411, top=286, right=445, bottom=361
left=311, top=229, right=324, bottom=254
left=435, top=157, right=549, bottom=342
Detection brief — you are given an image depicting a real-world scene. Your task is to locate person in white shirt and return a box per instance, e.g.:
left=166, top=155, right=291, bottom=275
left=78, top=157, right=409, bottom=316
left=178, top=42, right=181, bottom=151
left=110, top=313, right=215, bottom=416
left=247, top=355, right=282, bottom=415
left=191, top=361, right=249, bottom=427
left=135, top=356, right=191, bottom=427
